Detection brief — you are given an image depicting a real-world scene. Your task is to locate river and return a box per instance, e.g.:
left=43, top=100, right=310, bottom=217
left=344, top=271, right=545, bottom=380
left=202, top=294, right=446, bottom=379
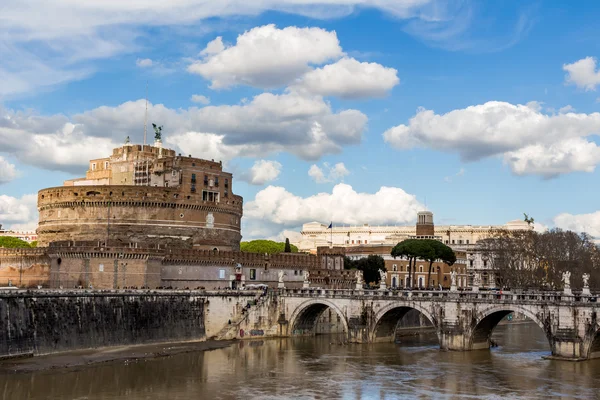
left=1, top=322, right=599, bottom=399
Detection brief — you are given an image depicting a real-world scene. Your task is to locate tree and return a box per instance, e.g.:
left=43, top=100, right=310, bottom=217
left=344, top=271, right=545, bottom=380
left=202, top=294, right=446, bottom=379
left=240, top=240, right=298, bottom=254
left=0, top=237, right=31, bottom=248
left=284, top=238, right=292, bottom=253
left=344, top=255, right=386, bottom=285
left=422, top=240, right=456, bottom=288
left=391, top=239, right=428, bottom=288
left=391, top=239, right=456, bottom=288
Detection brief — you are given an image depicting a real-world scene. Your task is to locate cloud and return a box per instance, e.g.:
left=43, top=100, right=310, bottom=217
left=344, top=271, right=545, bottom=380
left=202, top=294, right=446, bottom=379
left=0, top=194, right=38, bottom=231
left=241, top=160, right=282, bottom=185
left=563, top=57, right=600, bottom=91
left=188, top=24, right=343, bottom=89
left=383, top=101, right=600, bottom=177
left=308, top=162, right=350, bottom=183
left=0, top=92, right=365, bottom=172
left=136, top=58, right=153, bottom=68
left=443, top=167, right=465, bottom=183
left=190, top=94, right=210, bottom=105
left=294, top=57, right=399, bottom=99
left=0, top=157, right=18, bottom=184
left=504, top=137, right=600, bottom=178
left=243, top=183, right=423, bottom=238
left=554, top=211, right=600, bottom=237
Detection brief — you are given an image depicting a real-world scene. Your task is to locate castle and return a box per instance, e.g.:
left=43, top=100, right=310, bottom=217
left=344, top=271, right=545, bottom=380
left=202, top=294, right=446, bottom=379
left=1, top=140, right=353, bottom=290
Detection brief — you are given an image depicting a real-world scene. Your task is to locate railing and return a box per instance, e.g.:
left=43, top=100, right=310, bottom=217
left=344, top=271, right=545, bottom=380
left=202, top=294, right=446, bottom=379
left=276, top=288, right=598, bottom=303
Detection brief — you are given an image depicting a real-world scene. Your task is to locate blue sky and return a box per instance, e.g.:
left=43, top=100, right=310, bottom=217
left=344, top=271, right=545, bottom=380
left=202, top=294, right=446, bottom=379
left=2, top=0, right=600, bottom=239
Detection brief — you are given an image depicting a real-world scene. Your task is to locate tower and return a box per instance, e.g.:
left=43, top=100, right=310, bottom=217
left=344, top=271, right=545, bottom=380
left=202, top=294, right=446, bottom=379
left=416, top=211, right=434, bottom=237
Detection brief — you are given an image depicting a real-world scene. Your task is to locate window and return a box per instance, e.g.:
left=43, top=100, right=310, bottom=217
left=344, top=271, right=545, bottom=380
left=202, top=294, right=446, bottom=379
left=466, top=240, right=470, bottom=244
left=225, top=178, right=229, bottom=188
left=392, top=264, right=397, bottom=272
left=91, top=163, right=96, bottom=171
left=351, top=240, right=354, bottom=244
left=445, top=240, right=449, bottom=244
left=104, top=161, right=109, bottom=169
left=191, top=173, right=197, bottom=183
left=469, top=260, right=474, bottom=267
left=202, top=190, right=219, bottom=202
left=215, top=177, right=219, bottom=187
left=419, top=265, right=423, bottom=272
left=452, top=240, right=455, bottom=244
left=172, top=170, right=177, bottom=177
left=219, top=269, right=225, bottom=279
left=358, top=240, right=361, bottom=244
left=204, top=175, right=209, bottom=185
left=191, top=184, right=196, bottom=193
left=365, top=240, right=368, bottom=244
left=250, top=269, right=256, bottom=280
left=224, top=191, right=228, bottom=198
left=458, top=240, right=463, bottom=244
left=483, top=260, right=488, bottom=267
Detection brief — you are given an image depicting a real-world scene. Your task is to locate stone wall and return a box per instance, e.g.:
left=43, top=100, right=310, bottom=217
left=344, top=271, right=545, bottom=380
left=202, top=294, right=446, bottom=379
left=37, top=185, right=243, bottom=250
left=0, top=249, right=50, bottom=288
left=0, top=290, right=208, bottom=356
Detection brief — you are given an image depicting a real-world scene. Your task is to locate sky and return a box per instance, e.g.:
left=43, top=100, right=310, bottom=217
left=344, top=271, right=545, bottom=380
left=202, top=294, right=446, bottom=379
left=2, top=0, right=600, bottom=241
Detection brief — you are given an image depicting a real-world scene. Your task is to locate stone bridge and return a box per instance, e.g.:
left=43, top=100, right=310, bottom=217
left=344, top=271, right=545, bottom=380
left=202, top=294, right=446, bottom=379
left=225, top=288, right=600, bottom=361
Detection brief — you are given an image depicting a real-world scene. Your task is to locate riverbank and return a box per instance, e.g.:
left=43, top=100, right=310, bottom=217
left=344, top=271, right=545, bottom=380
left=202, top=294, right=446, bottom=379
left=0, top=339, right=236, bottom=374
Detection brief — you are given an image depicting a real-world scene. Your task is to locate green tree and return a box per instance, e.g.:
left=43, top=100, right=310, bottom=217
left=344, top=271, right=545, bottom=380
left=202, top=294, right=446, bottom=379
left=284, top=238, right=292, bottom=253
left=344, top=255, right=386, bottom=285
left=29, top=241, right=38, bottom=248
left=421, top=240, right=456, bottom=288
left=391, top=239, right=428, bottom=288
left=240, top=240, right=298, bottom=254
left=0, top=237, right=31, bottom=248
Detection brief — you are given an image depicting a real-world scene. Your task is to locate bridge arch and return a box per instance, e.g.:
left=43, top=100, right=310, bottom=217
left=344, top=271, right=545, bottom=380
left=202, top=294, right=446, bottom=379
left=370, top=302, right=438, bottom=343
left=288, top=299, right=349, bottom=337
left=582, top=323, right=600, bottom=359
left=471, top=305, right=551, bottom=350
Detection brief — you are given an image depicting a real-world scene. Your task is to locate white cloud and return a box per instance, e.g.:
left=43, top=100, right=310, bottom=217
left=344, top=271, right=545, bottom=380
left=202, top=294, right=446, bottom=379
left=563, top=57, right=600, bottom=91
left=243, top=183, right=423, bottom=238
left=558, top=105, right=575, bottom=114
left=308, top=165, right=327, bottom=183
left=190, top=94, right=210, bottom=105
left=443, top=167, right=465, bottom=183
left=554, top=211, right=600, bottom=237
left=308, top=162, right=350, bottom=183
left=0, top=157, right=18, bottom=184
left=295, top=57, right=399, bottom=99
left=188, top=24, right=343, bottom=89
left=136, top=58, right=153, bottom=68
left=0, top=194, right=38, bottom=231
left=244, top=160, right=282, bottom=185
left=383, top=101, right=600, bottom=177
left=0, top=92, right=366, bottom=172
left=504, top=138, right=600, bottom=178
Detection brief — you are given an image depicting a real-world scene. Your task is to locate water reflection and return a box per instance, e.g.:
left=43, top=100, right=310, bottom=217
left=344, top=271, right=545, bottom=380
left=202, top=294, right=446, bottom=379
left=1, top=323, right=599, bottom=399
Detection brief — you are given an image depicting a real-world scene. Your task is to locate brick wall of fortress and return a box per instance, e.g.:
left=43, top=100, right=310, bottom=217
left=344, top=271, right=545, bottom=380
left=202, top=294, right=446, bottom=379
left=37, top=185, right=243, bottom=250
left=0, top=243, right=355, bottom=289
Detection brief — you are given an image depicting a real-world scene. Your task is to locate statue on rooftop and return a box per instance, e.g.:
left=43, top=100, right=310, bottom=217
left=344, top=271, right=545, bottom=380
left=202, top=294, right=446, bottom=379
left=583, top=273, right=590, bottom=288
left=562, top=271, right=571, bottom=289
left=152, top=123, right=163, bottom=141
left=125, top=135, right=130, bottom=144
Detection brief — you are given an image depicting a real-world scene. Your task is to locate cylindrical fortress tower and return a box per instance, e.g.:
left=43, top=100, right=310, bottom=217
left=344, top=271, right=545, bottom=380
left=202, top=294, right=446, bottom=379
left=36, top=143, right=243, bottom=250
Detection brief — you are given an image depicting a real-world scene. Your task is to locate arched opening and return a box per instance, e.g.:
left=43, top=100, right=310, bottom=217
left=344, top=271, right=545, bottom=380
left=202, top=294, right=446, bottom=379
left=290, top=302, right=348, bottom=338
left=372, top=306, right=436, bottom=344
left=587, top=330, right=600, bottom=359
left=472, top=309, right=551, bottom=353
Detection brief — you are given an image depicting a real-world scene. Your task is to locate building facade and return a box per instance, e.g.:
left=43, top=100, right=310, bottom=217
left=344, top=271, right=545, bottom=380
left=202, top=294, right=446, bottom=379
left=296, top=217, right=531, bottom=253
left=38, top=140, right=243, bottom=250
left=0, top=224, right=38, bottom=244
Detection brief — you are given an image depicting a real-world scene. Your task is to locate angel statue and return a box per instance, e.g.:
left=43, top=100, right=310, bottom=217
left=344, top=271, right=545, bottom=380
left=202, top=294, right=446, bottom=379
left=562, top=271, right=571, bottom=289
left=355, top=269, right=363, bottom=284
left=278, top=270, right=285, bottom=283
left=450, top=270, right=457, bottom=286
left=303, top=270, right=310, bottom=282
left=583, top=273, right=590, bottom=288
left=152, top=123, right=163, bottom=141
left=379, top=269, right=387, bottom=282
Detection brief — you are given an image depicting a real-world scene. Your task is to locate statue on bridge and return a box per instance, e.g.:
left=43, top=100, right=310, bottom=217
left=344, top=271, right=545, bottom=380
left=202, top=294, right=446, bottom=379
left=450, top=270, right=457, bottom=287
left=278, top=270, right=286, bottom=289
left=583, top=273, right=590, bottom=288
left=302, top=270, right=310, bottom=288
left=355, top=270, right=364, bottom=290
left=562, top=271, right=572, bottom=295
left=583, top=273, right=591, bottom=295
left=378, top=269, right=388, bottom=291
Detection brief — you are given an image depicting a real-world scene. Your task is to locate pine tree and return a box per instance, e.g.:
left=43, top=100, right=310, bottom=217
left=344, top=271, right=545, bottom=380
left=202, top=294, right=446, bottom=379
left=284, top=238, right=292, bottom=253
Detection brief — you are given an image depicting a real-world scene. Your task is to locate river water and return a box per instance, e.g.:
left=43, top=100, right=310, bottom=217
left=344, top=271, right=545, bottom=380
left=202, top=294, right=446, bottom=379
left=2, top=322, right=600, bottom=399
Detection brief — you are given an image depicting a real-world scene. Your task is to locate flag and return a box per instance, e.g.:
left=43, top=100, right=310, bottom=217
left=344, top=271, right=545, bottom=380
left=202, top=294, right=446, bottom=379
left=328, top=222, right=332, bottom=229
